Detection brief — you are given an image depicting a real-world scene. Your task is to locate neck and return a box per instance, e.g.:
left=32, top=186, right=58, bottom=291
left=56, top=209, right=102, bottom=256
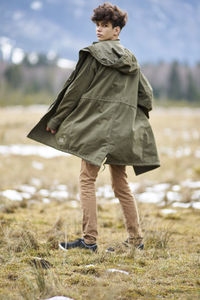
left=111, top=36, right=119, bottom=40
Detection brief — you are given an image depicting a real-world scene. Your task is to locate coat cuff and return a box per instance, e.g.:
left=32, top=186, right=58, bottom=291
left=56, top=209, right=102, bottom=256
left=47, top=118, right=59, bottom=131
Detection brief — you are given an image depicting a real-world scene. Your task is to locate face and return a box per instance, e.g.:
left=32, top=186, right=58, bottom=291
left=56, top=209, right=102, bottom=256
left=96, top=21, right=120, bottom=41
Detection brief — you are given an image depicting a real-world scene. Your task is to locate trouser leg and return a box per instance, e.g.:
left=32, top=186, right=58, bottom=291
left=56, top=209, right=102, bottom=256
left=109, top=164, right=143, bottom=243
left=79, top=159, right=100, bottom=244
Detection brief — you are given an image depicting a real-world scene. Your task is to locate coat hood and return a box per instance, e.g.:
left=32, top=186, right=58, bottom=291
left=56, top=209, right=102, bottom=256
left=81, top=40, right=139, bottom=75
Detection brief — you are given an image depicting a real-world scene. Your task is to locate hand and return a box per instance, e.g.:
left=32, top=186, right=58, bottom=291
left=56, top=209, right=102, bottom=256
left=46, top=126, right=56, bottom=134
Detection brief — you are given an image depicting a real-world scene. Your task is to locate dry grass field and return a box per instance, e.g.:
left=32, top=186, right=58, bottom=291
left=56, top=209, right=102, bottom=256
left=0, top=106, right=200, bottom=300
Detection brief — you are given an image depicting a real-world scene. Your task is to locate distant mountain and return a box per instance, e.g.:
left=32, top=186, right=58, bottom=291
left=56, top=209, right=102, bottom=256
left=0, top=0, right=199, bottom=64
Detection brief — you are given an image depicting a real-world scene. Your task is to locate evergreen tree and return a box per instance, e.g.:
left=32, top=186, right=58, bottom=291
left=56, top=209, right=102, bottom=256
left=186, top=71, right=198, bottom=101
left=168, top=61, right=182, bottom=100
left=4, top=64, right=23, bottom=89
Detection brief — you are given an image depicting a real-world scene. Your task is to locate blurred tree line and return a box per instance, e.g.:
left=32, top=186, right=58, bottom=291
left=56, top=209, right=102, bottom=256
left=0, top=53, right=200, bottom=106
left=0, top=53, right=72, bottom=105
left=141, top=61, right=200, bottom=103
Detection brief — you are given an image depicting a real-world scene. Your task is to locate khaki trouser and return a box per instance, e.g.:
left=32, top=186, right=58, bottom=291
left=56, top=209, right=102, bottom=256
left=79, top=159, right=143, bottom=245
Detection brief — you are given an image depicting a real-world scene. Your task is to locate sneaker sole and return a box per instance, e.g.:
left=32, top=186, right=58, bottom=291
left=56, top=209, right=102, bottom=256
left=59, top=242, right=98, bottom=252
left=106, top=243, right=144, bottom=253
left=59, top=243, right=68, bottom=251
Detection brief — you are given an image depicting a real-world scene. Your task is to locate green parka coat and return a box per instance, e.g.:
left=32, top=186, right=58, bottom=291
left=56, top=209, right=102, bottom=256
left=27, top=40, right=160, bottom=175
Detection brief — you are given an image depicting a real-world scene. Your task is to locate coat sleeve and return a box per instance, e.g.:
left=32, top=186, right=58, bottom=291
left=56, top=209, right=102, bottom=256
left=47, top=54, right=97, bottom=130
left=137, top=70, right=153, bottom=118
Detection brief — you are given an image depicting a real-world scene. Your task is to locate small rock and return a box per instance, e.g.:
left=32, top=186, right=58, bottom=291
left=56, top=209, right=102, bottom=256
left=160, top=208, right=177, bottom=214
left=85, top=264, right=95, bottom=268
left=30, top=257, right=52, bottom=269
left=7, top=274, right=18, bottom=281
left=107, top=268, right=129, bottom=275
left=43, top=297, right=74, bottom=300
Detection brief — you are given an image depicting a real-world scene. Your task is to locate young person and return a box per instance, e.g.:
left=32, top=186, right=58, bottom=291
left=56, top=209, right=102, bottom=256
left=28, top=2, right=160, bottom=252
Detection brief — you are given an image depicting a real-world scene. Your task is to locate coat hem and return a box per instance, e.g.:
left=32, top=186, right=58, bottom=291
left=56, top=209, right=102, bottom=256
left=104, top=158, right=160, bottom=175
left=104, top=159, right=160, bottom=167
left=62, top=148, right=103, bottom=167
left=27, top=133, right=104, bottom=167
left=28, top=131, right=160, bottom=175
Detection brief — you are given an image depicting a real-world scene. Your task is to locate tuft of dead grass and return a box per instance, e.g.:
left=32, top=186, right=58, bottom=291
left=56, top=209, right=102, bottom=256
left=0, top=107, right=200, bottom=299
left=3, top=226, right=39, bottom=253
left=144, top=227, right=173, bottom=249
left=0, top=201, right=199, bottom=299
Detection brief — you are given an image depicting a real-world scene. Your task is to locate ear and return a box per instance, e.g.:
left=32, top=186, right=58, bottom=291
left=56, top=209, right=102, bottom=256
left=114, top=26, right=121, bottom=36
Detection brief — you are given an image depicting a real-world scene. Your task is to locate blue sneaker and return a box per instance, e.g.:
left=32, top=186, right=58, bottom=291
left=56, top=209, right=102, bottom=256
left=106, top=239, right=144, bottom=252
left=59, top=238, right=97, bottom=252
left=123, top=239, right=144, bottom=250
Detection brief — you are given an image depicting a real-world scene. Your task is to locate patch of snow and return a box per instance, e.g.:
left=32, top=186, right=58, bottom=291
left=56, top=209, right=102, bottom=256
left=50, top=190, right=69, bottom=199
left=137, top=192, right=165, bottom=204
left=43, top=297, right=74, bottom=300
left=32, top=161, right=44, bottom=170
left=192, top=130, right=199, bottom=140
left=172, top=185, right=181, bottom=192
left=1, top=190, right=23, bottom=201
left=157, top=201, right=166, bottom=207
left=160, top=146, right=193, bottom=158
left=166, top=191, right=182, bottom=202
left=110, top=198, right=119, bottom=203
left=42, top=198, right=51, bottom=204
left=175, top=147, right=191, bottom=158
left=146, top=183, right=170, bottom=192
left=39, top=189, right=50, bottom=197
left=195, top=149, right=200, bottom=158
left=107, top=268, right=129, bottom=275
left=85, top=264, right=95, bottom=267
left=181, top=131, right=190, bottom=141
left=20, top=192, right=32, bottom=199
left=192, top=202, right=200, bottom=209
left=19, top=185, right=36, bottom=194
left=172, top=202, right=191, bottom=208
left=160, top=147, right=174, bottom=157
left=128, top=182, right=140, bottom=192
left=0, top=144, right=70, bottom=158
left=160, top=209, right=177, bottom=214
left=191, top=190, right=200, bottom=201
left=181, top=180, right=200, bottom=189
left=31, top=178, right=41, bottom=187
left=69, top=201, right=78, bottom=208
left=96, top=185, right=114, bottom=198
left=56, top=185, right=67, bottom=191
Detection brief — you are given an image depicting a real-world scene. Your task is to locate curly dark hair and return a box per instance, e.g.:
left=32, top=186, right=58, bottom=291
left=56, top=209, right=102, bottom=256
left=91, top=2, right=128, bottom=29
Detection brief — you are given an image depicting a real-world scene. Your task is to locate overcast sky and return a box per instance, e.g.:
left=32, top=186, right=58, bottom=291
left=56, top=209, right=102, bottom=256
left=0, top=0, right=199, bottom=64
